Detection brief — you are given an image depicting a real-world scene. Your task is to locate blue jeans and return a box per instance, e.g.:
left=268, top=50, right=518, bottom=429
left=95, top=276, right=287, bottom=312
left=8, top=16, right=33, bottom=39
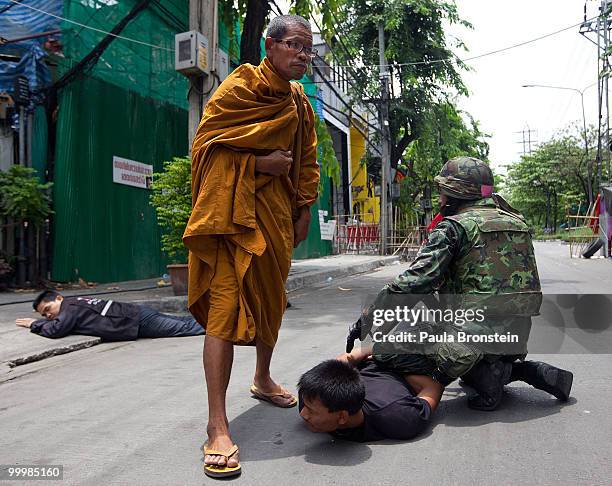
left=137, top=307, right=204, bottom=338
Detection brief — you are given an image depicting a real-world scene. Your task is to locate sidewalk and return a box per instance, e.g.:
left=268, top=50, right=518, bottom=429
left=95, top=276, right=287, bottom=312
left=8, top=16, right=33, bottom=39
left=0, top=254, right=399, bottom=372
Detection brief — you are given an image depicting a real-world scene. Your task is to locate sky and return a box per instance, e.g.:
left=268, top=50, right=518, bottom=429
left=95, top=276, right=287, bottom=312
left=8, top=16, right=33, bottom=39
left=448, top=1, right=602, bottom=172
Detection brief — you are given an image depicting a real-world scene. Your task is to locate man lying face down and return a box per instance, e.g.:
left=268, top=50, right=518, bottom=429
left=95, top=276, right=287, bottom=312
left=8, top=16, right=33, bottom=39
left=297, top=346, right=573, bottom=442
left=298, top=347, right=442, bottom=442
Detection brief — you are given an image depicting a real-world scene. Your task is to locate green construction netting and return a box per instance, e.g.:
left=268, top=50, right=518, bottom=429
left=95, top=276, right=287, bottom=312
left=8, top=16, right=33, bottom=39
left=52, top=75, right=188, bottom=282
left=51, top=1, right=191, bottom=282
left=59, top=0, right=189, bottom=109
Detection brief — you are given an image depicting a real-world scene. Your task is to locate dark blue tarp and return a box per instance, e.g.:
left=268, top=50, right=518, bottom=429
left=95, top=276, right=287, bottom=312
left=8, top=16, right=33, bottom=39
left=0, top=0, right=62, bottom=49
left=0, top=0, right=62, bottom=97
left=0, top=43, right=51, bottom=96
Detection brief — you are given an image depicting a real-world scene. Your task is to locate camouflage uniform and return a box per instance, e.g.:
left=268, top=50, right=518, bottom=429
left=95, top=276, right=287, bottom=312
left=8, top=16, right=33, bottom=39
left=363, top=157, right=542, bottom=384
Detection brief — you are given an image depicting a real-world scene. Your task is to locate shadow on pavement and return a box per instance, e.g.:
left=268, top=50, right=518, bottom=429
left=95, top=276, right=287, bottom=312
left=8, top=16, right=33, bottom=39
left=223, top=402, right=372, bottom=467
left=434, top=384, right=577, bottom=427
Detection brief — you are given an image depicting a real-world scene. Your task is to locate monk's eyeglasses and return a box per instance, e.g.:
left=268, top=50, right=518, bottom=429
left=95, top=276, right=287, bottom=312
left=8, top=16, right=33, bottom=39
left=273, top=38, right=318, bottom=58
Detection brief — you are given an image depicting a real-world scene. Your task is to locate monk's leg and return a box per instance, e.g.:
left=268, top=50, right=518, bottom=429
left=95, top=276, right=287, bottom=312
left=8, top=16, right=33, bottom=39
left=203, top=240, right=241, bottom=467
left=253, top=337, right=295, bottom=406
left=203, top=335, right=239, bottom=467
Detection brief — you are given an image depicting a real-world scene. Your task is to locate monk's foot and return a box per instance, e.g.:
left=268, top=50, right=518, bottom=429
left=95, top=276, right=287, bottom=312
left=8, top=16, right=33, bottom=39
left=205, top=423, right=239, bottom=468
left=253, top=375, right=296, bottom=407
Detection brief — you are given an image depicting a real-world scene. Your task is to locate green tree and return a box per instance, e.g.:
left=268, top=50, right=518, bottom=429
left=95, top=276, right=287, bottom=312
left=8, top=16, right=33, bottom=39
left=149, top=156, right=192, bottom=263
left=219, top=0, right=342, bottom=65
left=504, top=124, right=602, bottom=231
left=398, top=102, right=489, bottom=210
left=336, top=0, right=472, bottom=166
left=0, top=165, right=53, bottom=225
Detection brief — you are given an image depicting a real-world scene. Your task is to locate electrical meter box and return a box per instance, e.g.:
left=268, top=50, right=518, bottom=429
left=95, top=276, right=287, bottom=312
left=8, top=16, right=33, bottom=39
left=175, top=31, right=210, bottom=76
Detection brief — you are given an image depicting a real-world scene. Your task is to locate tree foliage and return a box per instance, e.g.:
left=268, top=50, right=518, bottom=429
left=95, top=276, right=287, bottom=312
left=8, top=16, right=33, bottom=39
left=0, top=165, right=53, bottom=225
left=504, top=124, right=605, bottom=231
left=315, top=114, right=341, bottom=189
left=337, top=0, right=471, bottom=160
left=219, top=0, right=343, bottom=65
left=333, top=0, right=488, bottom=210
left=149, top=156, right=192, bottom=263
left=398, top=102, right=489, bottom=209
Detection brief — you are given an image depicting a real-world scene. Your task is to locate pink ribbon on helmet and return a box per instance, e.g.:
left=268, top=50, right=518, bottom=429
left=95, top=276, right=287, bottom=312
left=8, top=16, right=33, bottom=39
left=481, top=185, right=494, bottom=197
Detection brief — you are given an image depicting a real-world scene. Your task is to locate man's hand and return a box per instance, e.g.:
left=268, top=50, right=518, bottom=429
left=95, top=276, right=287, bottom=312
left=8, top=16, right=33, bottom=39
left=16, top=318, right=36, bottom=328
left=293, top=207, right=311, bottom=247
left=255, top=150, right=292, bottom=176
left=336, top=347, right=373, bottom=366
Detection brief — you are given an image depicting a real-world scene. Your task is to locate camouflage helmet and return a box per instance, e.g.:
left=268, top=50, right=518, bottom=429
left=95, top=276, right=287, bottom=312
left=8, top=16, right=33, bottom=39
left=434, top=156, right=494, bottom=200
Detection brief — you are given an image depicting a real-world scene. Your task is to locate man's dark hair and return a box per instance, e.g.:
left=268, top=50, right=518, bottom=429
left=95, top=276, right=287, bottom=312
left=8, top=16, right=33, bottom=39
left=266, top=14, right=311, bottom=39
left=298, top=359, right=365, bottom=415
left=33, top=290, right=61, bottom=311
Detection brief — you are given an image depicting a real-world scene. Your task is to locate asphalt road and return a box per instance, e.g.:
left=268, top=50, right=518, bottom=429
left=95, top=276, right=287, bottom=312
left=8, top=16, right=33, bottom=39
left=0, top=243, right=610, bottom=485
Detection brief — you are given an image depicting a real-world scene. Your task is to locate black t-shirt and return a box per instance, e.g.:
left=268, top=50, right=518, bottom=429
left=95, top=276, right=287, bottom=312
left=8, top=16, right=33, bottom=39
left=332, top=362, right=431, bottom=442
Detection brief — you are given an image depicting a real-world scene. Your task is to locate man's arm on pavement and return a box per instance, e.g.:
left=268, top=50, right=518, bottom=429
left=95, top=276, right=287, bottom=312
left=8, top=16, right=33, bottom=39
left=29, top=312, right=78, bottom=339
left=15, top=318, right=36, bottom=328
left=404, top=374, right=444, bottom=411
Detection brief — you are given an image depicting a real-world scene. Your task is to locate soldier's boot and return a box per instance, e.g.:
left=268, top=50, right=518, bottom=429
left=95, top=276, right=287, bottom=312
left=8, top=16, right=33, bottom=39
left=464, top=360, right=513, bottom=411
left=511, top=361, right=573, bottom=402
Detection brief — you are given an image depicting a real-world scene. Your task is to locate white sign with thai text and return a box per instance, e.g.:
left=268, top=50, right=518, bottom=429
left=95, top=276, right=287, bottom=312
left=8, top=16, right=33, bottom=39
left=319, top=209, right=337, bottom=241
left=112, top=156, right=153, bottom=189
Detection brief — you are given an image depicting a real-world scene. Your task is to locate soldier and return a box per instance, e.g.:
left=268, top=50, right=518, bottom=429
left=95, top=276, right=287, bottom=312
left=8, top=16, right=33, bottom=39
left=347, top=156, right=572, bottom=411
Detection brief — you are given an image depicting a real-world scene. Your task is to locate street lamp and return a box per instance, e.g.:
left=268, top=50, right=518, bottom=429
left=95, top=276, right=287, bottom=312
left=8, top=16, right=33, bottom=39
left=522, top=83, right=596, bottom=205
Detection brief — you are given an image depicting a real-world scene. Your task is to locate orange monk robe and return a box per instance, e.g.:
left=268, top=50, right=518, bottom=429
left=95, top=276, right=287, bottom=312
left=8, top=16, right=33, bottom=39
left=183, top=57, right=319, bottom=347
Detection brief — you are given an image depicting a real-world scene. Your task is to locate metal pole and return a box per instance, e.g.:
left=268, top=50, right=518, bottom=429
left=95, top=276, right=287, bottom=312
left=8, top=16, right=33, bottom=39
left=580, top=91, right=589, bottom=159
left=18, top=106, right=25, bottom=165
left=27, top=111, right=33, bottom=168
left=378, top=21, right=390, bottom=255
left=605, top=4, right=611, bottom=185
left=188, top=0, right=216, bottom=151
left=601, top=0, right=609, bottom=189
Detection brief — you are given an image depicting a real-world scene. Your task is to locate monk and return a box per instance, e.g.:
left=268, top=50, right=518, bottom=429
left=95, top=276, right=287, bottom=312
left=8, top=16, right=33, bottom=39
left=183, top=15, right=319, bottom=479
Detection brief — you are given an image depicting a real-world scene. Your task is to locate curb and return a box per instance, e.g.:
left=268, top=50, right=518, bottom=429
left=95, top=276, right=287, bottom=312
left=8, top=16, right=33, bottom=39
left=7, top=337, right=102, bottom=368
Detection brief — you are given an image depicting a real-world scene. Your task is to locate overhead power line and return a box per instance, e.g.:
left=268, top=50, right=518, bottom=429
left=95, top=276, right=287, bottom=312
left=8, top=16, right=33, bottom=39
left=10, top=1, right=599, bottom=68
left=331, top=16, right=600, bottom=70
left=7, top=0, right=173, bottom=51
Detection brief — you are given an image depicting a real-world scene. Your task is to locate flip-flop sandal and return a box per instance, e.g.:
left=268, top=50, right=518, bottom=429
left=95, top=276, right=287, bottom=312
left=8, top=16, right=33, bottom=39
left=250, top=384, right=298, bottom=408
left=203, top=443, right=241, bottom=478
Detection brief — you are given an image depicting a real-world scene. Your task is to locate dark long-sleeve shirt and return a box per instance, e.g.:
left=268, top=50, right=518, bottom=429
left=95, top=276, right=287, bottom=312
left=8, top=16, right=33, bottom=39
left=30, top=297, right=140, bottom=341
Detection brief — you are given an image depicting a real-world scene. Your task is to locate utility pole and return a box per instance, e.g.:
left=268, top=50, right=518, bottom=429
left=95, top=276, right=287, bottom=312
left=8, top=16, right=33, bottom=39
left=188, top=0, right=217, bottom=150
left=580, top=0, right=612, bottom=199
left=378, top=22, right=391, bottom=255
left=515, top=126, right=538, bottom=157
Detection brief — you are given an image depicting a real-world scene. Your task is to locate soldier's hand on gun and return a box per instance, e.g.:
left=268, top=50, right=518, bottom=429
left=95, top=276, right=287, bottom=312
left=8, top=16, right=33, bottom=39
left=255, top=150, right=292, bottom=176
left=346, top=317, right=363, bottom=353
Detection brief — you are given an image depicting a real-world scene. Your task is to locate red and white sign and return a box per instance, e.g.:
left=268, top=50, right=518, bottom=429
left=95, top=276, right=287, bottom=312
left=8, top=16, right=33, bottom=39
left=112, top=156, right=153, bottom=189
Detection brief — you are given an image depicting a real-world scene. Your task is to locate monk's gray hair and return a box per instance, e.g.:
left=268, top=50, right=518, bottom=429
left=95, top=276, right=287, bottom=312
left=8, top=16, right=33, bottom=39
left=266, top=14, right=311, bottom=39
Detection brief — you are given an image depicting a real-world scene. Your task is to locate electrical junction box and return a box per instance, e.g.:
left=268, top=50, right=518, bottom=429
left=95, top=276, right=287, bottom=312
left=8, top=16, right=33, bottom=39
left=175, top=31, right=210, bottom=76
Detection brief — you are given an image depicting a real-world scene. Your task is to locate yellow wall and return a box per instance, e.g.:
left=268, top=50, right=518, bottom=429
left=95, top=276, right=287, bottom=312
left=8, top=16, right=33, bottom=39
left=350, top=126, right=379, bottom=223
